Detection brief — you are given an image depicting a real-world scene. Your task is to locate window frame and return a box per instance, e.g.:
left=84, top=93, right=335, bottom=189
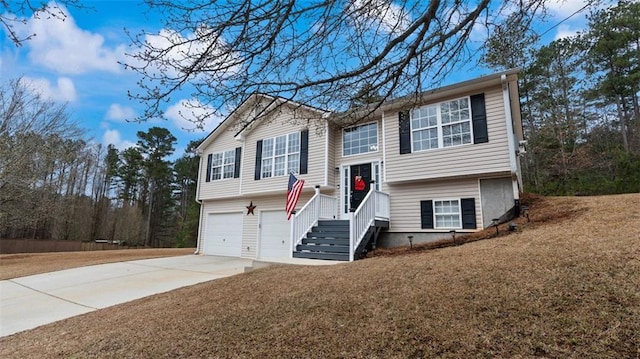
left=210, top=149, right=236, bottom=181
left=433, top=199, right=462, bottom=229
left=260, top=132, right=301, bottom=179
left=410, top=96, right=473, bottom=152
left=342, top=122, right=379, bottom=157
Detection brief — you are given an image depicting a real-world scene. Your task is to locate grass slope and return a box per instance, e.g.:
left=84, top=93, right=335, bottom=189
left=1, top=194, right=638, bottom=358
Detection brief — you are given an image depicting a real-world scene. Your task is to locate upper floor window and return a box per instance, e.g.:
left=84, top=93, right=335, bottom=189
left=261, top=132, right=300, bottom=178
left=343, top=122, right=378, bottom=156
left=211, top=149, right=236, bottom=181
left=206, top=147, right=241, bottom=182
left=411, top=97, right=472, bottom=152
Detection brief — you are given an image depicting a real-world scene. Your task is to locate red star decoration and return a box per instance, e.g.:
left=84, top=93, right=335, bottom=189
left=246, top=201, right=256, bottom=215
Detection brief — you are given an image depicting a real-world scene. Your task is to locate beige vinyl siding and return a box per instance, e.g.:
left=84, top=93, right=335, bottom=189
left=383, top=87, right=512, bottom=183
left=241, top=109, right=327, bottom=194
left=198, top=192, right=314, bottom=258
left=386, top=178, right=481, bottom=232
left=197, top=125, right=243, bottom=200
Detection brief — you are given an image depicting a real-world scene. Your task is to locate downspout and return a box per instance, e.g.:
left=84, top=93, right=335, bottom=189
left=323, top=116, right=329, bottom=187
left=193, top=152, right=204, bottom=254
left=501, top=75, right=520, bottom=202
left=381, top=111, right=387, bottom=183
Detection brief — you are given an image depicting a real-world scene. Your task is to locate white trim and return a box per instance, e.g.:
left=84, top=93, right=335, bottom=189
left=476, top=178, right=483, bottom=230
left=338, top=160, right=382, bottom=218
left=195, top=155, right=205, bottom=254
left=260, top=131, right=301, bottom=179
left=194, top=199, right=205, bottom=254
left=324, top=121, right=329, bottom=187
left=208, top=149, right=237, bottom=182
left=341, top=121, right=379, bottom=157
left=340, top=166, right=350, bottom=219
left=381, top=111, right=387, bottom=183
left=502, top=75, right=518, bottom=175
left=432, top=198, right=462, bottom=230
left=409, top=95, right=474, bottom=153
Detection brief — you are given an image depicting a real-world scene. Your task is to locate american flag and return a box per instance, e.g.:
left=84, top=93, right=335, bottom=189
left=286, top=173, right=305, bottom=220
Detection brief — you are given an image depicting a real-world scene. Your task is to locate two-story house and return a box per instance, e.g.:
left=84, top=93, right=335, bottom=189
left=195, top=69, right=524, bottom=261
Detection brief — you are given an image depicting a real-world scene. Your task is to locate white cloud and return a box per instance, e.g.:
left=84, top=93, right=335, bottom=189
left=554, top=24, right=580, bottom=40
left=165, top=99, right=222, bottom=133
left=14, top=1, right=127, bottom=74
left=20, top=76, right=77, bottom=102
left=546, top=0, right=591, bottom=18
left=348, top=0, right=411, bottom=35
left=106, top=104, right=137, bottom=122
left=127, top=27, right=241, bottom=80
left=102, top=129, right=136, bottom=150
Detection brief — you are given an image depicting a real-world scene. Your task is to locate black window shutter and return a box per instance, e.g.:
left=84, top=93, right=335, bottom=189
left=205, top=154, right=212, bottom=182
left=300, top=129, right=308, bottom=174
left=461, top=198, right=477, bottom=229
left=254, top=140, right=263, bottom=180
left=420, top=200, right=434, bottom=229
left=234, top=147, right=242, bottom=178
left=399, top=110, right=411, bottom=154
left=471, top=93, right=488, bottom=144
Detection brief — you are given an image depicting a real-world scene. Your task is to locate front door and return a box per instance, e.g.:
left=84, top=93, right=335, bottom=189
left=349, top=163, right=372, bottom=211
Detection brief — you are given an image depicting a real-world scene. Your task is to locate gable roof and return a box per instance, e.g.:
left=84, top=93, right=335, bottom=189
left=197, top=69, right=520, bottom=152
left=332, top=68, right=520, bottom=124
left=197, top=94, right=330, bottom=152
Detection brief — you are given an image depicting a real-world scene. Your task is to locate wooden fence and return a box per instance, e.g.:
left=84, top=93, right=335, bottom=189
left=0, top=239, right=130, bottom=254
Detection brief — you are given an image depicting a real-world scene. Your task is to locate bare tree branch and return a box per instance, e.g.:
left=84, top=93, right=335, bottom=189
left=124, top=0, right=553, bottom=127
left=1, top=0, right=85, bottom=46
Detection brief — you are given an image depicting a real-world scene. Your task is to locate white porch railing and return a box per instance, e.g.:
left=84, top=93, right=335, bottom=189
left=349, top=186, right=390, bottom=261
left=290, top=186, right=337, bottom=256
left=290, top=184, right=389, bottom=262
left=374, top=191, right=390, bottom=220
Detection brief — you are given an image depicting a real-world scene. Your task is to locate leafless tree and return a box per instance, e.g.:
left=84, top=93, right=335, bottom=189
left=125, top=0, right=552, bottom=127
left=0, top=78, right=83, bottom=236
left=1, top=0, right=84, bottom=46
left=0, top=78, right=82, bottom=198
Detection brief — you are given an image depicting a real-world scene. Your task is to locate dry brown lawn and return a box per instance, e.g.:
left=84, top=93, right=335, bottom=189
left=1, top=194, right=639, bottom=358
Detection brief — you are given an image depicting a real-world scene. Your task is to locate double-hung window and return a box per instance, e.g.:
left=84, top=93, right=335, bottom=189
left=434, top=200, right=461, bottom=228
left=411, top=97, right=472, bottom=151
left=421, top=198, right=476, bottom=230
left=261, top=132, right=300, bottom=178
left=210, top=149, right=236, bottom=181
left=343, top=122, right=378, bottom=156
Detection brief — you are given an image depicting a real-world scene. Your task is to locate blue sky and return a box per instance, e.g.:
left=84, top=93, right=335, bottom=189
left=0, top=0, right=607, bottom=156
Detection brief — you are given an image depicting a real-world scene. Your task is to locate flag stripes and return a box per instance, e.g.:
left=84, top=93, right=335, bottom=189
left=286, top=173, right=305, bottom=220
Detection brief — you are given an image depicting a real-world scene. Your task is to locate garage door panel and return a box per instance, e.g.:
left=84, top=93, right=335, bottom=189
left=259, top=211, right=290, bottom=259
left=204, top=213, right=242, bottom=257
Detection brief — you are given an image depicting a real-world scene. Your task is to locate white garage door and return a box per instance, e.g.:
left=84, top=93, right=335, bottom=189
left=203, top=213, right=243, bottom=257
left=259, top=211, right=291, bottom=259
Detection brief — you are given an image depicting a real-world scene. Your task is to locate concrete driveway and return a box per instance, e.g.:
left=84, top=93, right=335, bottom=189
left=0, top=255, right=254, bottom=337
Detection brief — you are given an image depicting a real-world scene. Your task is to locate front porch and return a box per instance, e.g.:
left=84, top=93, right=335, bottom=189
left=290, top=184, right=390, bottom=261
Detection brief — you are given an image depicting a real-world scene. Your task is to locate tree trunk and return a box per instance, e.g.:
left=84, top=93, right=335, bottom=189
left=617, top=96, right=630, bottom=152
